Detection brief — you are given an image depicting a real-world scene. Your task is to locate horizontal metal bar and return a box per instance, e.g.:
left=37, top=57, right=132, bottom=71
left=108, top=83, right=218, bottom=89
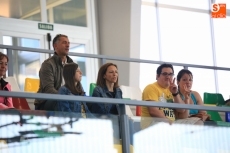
left=1, top=44, right=230, bottom=71
left=0, top=91, right=230, bottom=112
left=142, top=2, right=230, bottom=16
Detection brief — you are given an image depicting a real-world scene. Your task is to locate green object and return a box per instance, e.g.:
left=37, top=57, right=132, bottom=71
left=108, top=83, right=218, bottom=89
left=34, top=130, right=62, bottom=137
left=207, top=111, right=223, bottom=121
left=203, top=92, right=224, bottom=121
left=89, top=83, right=96, bottom=96
left=216, top=121, right=230, bottom=127
left=203, top=92, right=225, bottom=106
left=38, top=23, right=53, bottom=31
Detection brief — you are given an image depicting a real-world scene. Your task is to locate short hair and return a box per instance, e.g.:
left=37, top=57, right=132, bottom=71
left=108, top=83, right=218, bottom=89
left=156, top=63, right=174, bottom=76
left=96, top=63, right=119, bottom=88
left=177, top=69, right=193, bottom=82
left=0, top=52, right=9, bottom=62
left=52, top=34, right=68, bottom=50
left=63, top=63, right=85, bottom=95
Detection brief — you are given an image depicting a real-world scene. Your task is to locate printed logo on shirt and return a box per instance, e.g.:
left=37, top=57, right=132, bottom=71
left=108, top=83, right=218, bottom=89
left=159, top=107, right=175, bottom=119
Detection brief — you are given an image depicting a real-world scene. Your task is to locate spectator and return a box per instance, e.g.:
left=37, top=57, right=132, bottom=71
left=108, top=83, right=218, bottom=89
left=141, top=64, right=187, bottom=129
left=56, top=63, right=93, bottom=118
left=175, top=69, right=206, bottom=119
left=88, top=63, right=122, bottom=115
left=0, top=52, right=14, bottom=109
left=34, top=34, right=73, bottom=110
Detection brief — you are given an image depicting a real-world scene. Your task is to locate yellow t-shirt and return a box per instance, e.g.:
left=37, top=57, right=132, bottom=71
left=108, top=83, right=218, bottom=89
left=141, top=82, right=175, bottom=129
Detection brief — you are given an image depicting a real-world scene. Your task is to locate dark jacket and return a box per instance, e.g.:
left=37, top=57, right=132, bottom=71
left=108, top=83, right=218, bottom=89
left=88, top=86, right=122, bottom=115
left=56, top=86, right=94, bottom=118
left=34, top=52, right=73, bottom=106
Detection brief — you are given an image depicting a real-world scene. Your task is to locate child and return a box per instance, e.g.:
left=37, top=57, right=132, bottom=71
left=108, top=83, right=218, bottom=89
left=57, top=63, right=93, bottom=118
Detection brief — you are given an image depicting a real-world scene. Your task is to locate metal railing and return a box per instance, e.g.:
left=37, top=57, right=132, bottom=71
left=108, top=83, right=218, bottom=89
left=2, top=44, right=230, bottom=76
left=0, top=91, right=230, bottom=153
left=1, top=44, right=230, bottom=153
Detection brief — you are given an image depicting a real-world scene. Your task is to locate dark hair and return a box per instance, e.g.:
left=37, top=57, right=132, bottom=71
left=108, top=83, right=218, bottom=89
left=96, top=63, right=119, bottom=88
left=156, top=63, right=174, bottom=76
left=63, top=63, right=85, bottom=95
left=0, top=52, right=9, bottom=62
left=52, top=34, right=68, bottom=50
left=177, top=69, right=193, bottom=82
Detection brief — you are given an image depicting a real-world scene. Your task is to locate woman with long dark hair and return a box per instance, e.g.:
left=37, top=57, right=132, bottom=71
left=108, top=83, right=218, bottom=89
left=57, top=63, right=92, bottom=118
left=175, top=69, right=206, bottom=119
left=88, top=63, right=122, bottom=115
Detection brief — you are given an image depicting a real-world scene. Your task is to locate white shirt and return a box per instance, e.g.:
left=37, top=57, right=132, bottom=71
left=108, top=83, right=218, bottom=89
left=61, top=58, right=68, bottom=86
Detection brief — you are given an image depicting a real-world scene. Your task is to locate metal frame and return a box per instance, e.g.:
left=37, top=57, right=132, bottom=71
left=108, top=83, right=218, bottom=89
left=0, top=91, right=229, bottom=112
left=1, top=44, right=230, bottom=153
left=2, top=44, right=230, bottom=71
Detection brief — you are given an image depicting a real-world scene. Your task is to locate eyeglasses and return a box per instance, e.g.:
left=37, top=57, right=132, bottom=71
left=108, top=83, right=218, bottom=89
left=160, top=72, right=174, bottom=77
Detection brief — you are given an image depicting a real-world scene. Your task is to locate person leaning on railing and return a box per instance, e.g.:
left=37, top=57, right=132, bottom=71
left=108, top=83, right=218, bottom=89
left=56, top=63, right=94, bottom=118
left=141, top=64, right=188, bottom=129
left=34, top=34, right=73, bottom=111
left=0, top=52, right=14, bottom=109
left=86, top=62, right=123, bottom=144
left=174, top=69, right=207, bottom=120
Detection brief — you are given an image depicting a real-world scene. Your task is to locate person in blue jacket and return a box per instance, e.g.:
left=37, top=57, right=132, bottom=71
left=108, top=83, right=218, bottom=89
left=88, top=63, right=122, bottom=115
left=87, top=63, right=123, bottom=143
left=56, top=63, right=93, bottom=118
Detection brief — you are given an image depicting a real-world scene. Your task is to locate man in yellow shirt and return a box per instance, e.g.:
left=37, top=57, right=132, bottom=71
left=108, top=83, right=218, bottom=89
left=141, top=64, right=186, bottom=129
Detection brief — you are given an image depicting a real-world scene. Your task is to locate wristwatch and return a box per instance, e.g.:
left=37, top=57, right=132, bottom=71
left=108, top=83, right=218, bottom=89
left=172, top=92, right=179, bottom=97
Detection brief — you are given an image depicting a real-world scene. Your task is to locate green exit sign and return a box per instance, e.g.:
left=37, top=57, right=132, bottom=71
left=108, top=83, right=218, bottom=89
left=38, top=23, right=53, bottom=31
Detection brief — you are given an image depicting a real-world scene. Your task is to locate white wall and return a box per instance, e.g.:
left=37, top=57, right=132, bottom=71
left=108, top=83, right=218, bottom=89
left=96, top=0, right=141, bottom=87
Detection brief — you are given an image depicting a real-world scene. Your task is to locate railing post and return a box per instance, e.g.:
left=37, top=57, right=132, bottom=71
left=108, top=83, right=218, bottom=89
left=6, top=48, right=14, bottom=76
left=119, top=104, right=130, bottom=153
left=101, top=58, right=106, bottom=65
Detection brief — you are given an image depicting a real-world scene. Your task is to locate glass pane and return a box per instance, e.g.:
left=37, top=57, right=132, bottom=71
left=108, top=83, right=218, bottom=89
left=0, top=110, right=116, bottom=152
left=47, top=0, right=87, bottom=27
left=134, top=116, right=230, bottom=153
left=159, top=9, right=213, bottom=66
left=188, top=68, right=216, bottom=98
left=139, top=63, right=158, bottom=91
left=3, top=36, right=42, bottom=91
left=158, top=0, right=210, bottom=10
left=213, top=17, right=230, bottom=67
left=0, top=0, right=41, bottom=21
left=217, top=70, right=230, bottom=100
left=2, top=36, right=11, bottom=55
left=140, top=5, right=159, bottom=60
left=69, top=44, right=88, bottom=95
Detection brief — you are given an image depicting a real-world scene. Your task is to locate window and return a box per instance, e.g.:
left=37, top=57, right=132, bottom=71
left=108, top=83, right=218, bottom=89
left=159, top=8, right=213, bottom=66
left=3, top=36, right=41, bottom=90
left=0, top=0, right=41, bottom=21
left=47, top=0, right=87, bottom=27
left=158, top=0, right=209, bottom=10
left=140, top=63, right=158, bottom=91
left=213, top=17, right=230, bottom=67
left=188, top=68, right=216, bottom=99
left=217, top=70, right=230, bottom=100
left=140, top=5, right=159, bottom=60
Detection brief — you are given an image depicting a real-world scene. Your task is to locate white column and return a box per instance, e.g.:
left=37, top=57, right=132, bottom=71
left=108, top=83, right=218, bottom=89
left=40, top=0, right=48, bottom=22
left=96, top=0, right=141, bottom=87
